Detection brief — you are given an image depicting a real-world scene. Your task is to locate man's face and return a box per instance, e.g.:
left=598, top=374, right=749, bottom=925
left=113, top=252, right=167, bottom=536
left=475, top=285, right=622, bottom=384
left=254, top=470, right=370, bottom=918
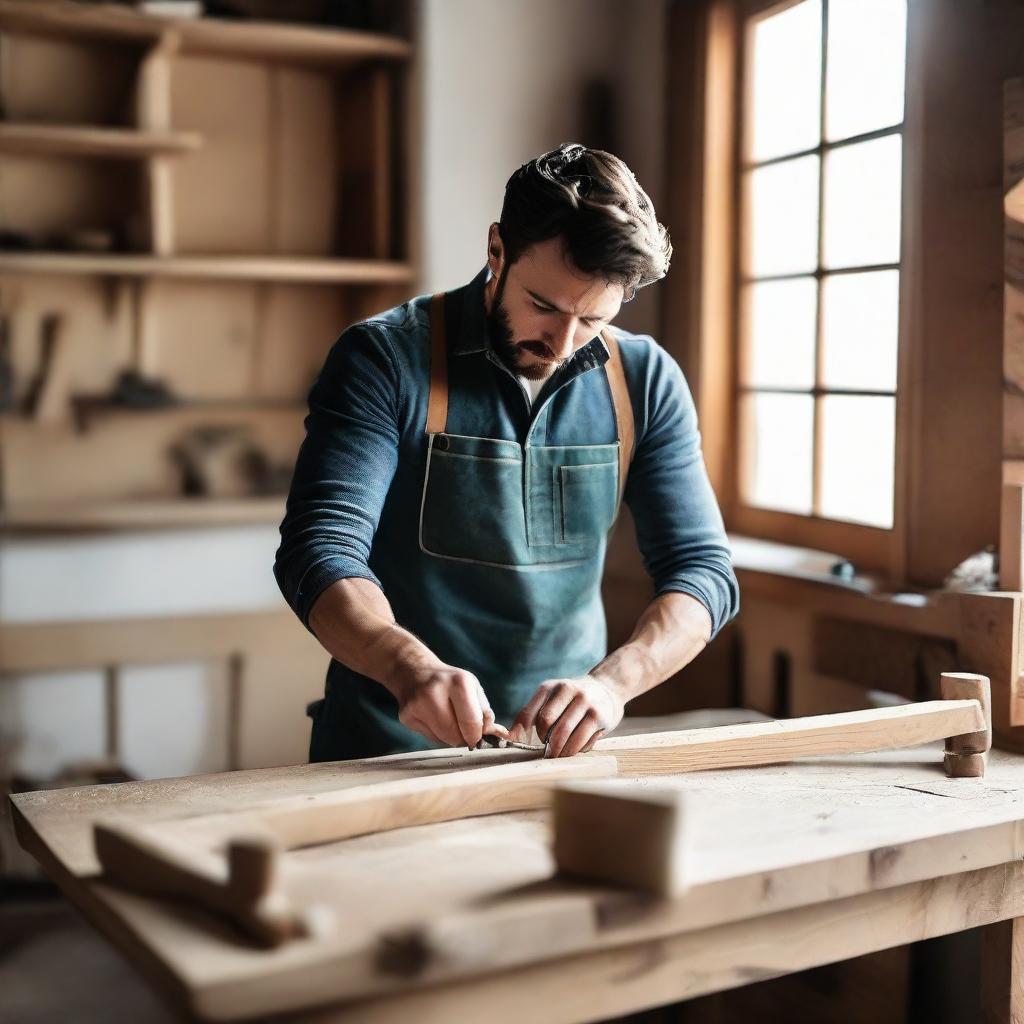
left=485, top=235, right=624, bottom=381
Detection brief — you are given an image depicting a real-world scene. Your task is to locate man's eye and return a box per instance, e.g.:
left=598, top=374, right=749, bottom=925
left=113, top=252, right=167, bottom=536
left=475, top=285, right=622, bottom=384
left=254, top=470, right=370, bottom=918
left=532, top=302, right=554, bottom=313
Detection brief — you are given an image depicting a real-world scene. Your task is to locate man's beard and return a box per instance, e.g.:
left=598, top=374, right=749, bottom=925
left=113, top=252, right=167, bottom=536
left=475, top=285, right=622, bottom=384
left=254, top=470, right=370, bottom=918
left=486, top=267, right=565, bottom=382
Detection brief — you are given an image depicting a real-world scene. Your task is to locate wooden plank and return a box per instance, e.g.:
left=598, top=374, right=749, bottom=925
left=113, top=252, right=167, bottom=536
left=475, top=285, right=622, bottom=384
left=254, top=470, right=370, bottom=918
left=340, top=863, right=1024, bottom=1024
left=592, top=700, right=984, bottom=775
left=0, top=123, right=202, bottom=159
left=0, top=1, right=412, bottom=65
left=0, top=404, right=305, bottom=505
left=957, top=591, right=1024, bottom=736
left=0, top=496, right=285, bottom=532
left=93, top=756, right=620, bottom=946
left=1000, top=483, right=1024, bottom=590
left=0, top=252, right=413, bottom=283
left=0, top=609, right=317, bottom=673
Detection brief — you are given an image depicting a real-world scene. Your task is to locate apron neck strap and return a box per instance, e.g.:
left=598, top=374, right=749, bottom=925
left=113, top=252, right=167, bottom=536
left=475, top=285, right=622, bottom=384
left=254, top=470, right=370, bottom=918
left=602, top=328, right=635, bottom=507
left=426, top=295, right=636, bottom=504
left=426, top=292, right=449, bottom=435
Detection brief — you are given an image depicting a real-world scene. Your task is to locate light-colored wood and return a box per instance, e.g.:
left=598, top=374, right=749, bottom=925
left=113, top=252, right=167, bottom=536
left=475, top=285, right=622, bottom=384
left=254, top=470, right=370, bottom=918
left=93, top=823, right=302, bottom=947
left=0, top=252, right=413, bottom=283
left=957, top=591, right=1024, bottom=737
left=0, top=495, right=285, bottom=531
left=592, top=700, right=984, bottom=775
left=0, top=609, right=318, bottom=673
left=554, top=781, right=689, bottom=896
left=0, top=122, right=201, bottom=159
left=93, top=755, right=619, bottom=945
left=1001, top=484, right=1024, bottom=590
left=0, top=404, right=305, bottom=505
left=136, top=39, right=177, bottom=256
left=941, top=672, right=992, bottom=763
left=0, top=0, right=412, bottom=65
left=14, top=742, right=1024, bottom=1022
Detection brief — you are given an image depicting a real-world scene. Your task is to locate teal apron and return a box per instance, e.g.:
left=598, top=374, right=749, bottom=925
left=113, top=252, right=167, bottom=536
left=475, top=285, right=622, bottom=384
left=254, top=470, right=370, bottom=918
left=308, top=291, right=635, bottom=761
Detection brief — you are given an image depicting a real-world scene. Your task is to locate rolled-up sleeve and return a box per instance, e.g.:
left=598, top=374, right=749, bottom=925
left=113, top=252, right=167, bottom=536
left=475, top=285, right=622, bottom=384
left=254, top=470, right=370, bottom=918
left=274, top=323, right=401, bottom=627
left=624, top=344, right=740, bottom=641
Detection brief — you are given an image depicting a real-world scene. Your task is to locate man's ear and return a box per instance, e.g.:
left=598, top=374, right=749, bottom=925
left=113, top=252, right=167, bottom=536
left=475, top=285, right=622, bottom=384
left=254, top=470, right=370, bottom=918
left=487, top=223, right=504, bottom=276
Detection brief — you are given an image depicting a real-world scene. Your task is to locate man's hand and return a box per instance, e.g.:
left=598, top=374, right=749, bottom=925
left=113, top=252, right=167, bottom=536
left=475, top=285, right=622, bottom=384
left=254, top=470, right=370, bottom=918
left=392, top=664, right=506, bottom=749
left=508, top=675, right=625, bottom=758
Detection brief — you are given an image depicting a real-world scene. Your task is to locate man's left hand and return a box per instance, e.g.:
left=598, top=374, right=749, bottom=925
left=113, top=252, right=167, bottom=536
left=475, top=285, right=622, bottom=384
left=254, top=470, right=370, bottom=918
left=507, top=675, right=625, bottom=758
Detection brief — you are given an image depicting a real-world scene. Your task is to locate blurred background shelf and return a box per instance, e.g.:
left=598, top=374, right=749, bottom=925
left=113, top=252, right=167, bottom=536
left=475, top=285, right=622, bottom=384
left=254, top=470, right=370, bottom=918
left=0, top=122, right=203, bottom=159
left=0, top=496, right=286, bottom=532
left=0, top=0, right=412, bottom=66
left=0, top=253, right=415, bottom=282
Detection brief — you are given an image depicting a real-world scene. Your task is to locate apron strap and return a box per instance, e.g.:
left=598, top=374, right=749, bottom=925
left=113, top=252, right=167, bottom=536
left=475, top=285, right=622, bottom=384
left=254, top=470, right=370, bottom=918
left=426, top=292, right=449, bottom=435
left=426, top=293, right=636, bottom=507
left=602, top=329, right=636, bottom=507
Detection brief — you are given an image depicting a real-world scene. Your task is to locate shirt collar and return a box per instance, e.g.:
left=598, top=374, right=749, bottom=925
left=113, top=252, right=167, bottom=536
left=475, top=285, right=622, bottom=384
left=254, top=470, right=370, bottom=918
left=450, top=264, right=613, bottom=373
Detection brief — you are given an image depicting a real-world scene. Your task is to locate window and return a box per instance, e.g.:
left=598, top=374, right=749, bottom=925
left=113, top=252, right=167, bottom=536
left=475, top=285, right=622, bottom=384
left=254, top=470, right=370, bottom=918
left=736, top=0, right=908, bottom=538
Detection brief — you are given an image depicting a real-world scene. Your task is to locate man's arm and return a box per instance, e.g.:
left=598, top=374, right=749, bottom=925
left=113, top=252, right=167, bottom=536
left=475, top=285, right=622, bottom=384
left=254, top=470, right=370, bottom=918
left=509, top=341, right=739, bottom=757
left=308, top=578, right=501, bottom=748
left=275, top=324, right=496, bottom=750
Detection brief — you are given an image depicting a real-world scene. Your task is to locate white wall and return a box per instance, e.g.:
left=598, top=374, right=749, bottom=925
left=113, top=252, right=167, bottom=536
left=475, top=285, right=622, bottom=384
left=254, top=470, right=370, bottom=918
left=1, top=0, right=669, bottom=781
left=417, top=0, right=668, bottom=337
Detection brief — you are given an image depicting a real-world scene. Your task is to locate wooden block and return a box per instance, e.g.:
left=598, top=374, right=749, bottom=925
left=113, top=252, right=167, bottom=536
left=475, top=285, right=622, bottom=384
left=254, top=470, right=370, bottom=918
left=553, top=780, right=690, bottom=896
left=941, top=672, right=991, bottom=778
left=941, top=672, right=992, bottom=754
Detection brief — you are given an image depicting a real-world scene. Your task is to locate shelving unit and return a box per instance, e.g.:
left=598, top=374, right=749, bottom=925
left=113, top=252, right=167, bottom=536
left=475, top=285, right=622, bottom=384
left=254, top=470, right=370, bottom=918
left=0, top=122, right=203, bottom=158
left=0, top=252, right=414, bottom=283
left=0, top=0, right=414, bottom=531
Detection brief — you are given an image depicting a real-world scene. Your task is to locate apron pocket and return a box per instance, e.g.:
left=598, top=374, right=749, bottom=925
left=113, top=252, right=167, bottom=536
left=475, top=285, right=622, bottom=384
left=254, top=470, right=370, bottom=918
left=560, top=461, right=618, bottom=545
left=420, top=434, right=526, bottom=565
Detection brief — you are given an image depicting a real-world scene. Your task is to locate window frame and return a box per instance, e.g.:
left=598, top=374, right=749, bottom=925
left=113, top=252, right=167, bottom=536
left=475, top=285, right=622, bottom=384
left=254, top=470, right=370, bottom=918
left=726, top=0, right=913, bottom=575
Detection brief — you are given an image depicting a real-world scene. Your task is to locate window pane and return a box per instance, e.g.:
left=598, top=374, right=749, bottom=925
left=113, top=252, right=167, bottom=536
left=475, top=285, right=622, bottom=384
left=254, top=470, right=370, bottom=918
left=749, top=0, right=822, bottom=162
left=747, top=155, right=820, bottom=277
left=819, top=394, right=895, bottom=527
left=822, top=134, right=902, bottom=269
left=826, top=0, right=907, bottom=142
left=741, top=392, right=814, bottom=514
left=743, top=278, right=817, bottom=388
left=821, top=270, right=900, bottom=391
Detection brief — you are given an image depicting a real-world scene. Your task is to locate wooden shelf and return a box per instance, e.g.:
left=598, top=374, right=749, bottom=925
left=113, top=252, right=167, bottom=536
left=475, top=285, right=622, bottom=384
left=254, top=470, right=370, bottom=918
left=1, top=496, right=286, bottom=532
left=0, top=122, right=202, bottom=159
left=0, top=1, right=412, bottom=66
left=0, top=252, right=414, bottom=284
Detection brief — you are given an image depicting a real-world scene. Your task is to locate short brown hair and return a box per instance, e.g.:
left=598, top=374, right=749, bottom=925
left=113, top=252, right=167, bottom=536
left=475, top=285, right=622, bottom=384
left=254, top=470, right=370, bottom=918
left=498, top=143, right=671, bottom=299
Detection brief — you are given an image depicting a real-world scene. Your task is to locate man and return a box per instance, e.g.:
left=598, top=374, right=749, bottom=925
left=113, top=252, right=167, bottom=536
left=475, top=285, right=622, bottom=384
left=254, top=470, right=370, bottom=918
left=275, top=143, right=739, bottom=761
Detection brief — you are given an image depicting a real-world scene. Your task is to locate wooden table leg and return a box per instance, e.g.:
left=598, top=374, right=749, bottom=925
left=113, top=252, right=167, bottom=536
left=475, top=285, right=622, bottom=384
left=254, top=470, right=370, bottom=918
left=982, top=918, right=1024, bottom=1024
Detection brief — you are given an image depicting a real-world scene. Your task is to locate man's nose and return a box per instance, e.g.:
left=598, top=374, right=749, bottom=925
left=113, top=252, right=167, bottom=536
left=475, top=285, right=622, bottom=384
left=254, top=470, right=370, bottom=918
left=546, top=316, right=577, bottom=360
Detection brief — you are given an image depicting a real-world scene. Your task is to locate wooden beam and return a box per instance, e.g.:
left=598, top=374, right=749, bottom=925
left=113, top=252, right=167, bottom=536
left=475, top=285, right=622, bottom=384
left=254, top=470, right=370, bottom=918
left=593, top=700, right=985, bottom=775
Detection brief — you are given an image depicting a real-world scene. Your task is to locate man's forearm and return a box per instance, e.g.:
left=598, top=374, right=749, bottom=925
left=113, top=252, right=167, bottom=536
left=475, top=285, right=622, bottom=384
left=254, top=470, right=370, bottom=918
left=308, top=577, right=442, bottom=700
left=589, top=590, right=713, bottom=704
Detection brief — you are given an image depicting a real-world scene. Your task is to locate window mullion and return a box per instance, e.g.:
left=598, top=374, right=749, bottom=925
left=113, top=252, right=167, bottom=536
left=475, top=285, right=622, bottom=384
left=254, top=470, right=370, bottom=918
left=811, top=0, right=829, bottom=518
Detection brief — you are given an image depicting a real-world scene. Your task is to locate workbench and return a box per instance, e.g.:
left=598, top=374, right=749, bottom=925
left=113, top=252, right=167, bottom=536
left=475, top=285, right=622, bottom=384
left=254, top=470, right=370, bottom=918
left=12, top=714, right=1024, bottom=1023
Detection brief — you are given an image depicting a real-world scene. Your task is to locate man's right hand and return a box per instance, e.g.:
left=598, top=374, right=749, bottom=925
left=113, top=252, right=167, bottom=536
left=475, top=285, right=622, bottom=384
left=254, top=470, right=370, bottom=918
left=391, top=664, right=506, bottom=749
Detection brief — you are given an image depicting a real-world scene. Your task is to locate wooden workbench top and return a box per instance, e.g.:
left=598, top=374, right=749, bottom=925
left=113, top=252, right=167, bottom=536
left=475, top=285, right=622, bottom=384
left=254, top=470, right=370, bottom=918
left=12, top=720, right=1024, bottom=1022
